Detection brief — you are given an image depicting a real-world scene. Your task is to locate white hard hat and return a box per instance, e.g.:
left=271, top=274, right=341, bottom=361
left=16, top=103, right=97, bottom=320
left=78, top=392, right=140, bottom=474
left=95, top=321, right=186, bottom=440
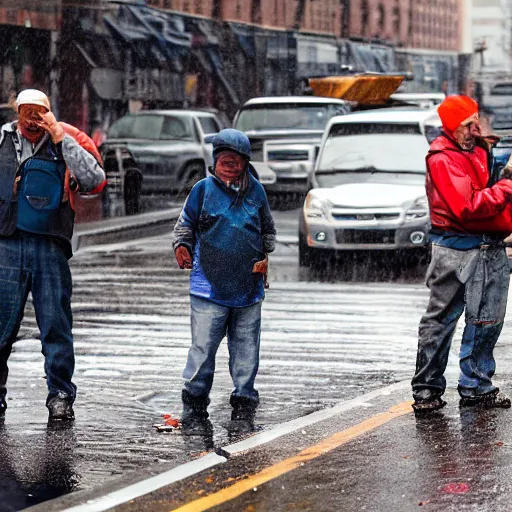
left=16, top=89, right=50, bottom=112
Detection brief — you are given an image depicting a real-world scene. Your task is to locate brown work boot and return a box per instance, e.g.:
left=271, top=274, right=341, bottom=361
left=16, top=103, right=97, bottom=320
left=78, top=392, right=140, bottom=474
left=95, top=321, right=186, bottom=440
left=412, top=397, right=447, bottom=415
left=459, top=389, right=511, bottom=409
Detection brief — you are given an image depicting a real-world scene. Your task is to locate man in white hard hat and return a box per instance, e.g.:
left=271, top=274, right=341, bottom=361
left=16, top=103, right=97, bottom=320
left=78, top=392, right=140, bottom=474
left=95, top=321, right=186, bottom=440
left=0, top=89, right=106, bottom=422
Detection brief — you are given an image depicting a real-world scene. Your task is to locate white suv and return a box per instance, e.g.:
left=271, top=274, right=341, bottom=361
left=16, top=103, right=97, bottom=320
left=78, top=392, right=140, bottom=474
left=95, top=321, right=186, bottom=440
left=299, top=108, right=441, bottom=266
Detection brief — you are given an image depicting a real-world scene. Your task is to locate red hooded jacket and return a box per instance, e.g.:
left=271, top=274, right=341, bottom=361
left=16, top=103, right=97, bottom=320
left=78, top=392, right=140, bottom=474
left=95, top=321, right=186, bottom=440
left=426, top=133, right=512, bottom=237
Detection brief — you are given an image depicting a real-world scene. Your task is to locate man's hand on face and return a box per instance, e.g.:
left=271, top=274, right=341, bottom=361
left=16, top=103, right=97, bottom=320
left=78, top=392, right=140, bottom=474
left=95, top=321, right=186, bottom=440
left=37, top=111, right=65, bottom=144
left=175, top=245, right=193, bottom=269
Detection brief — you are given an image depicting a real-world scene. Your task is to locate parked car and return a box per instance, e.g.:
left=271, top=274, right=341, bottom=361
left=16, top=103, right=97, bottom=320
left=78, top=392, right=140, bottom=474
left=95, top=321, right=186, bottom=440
left=233, top=96, right=350, bottom=193
left=299, top=108, right=442, bottom=266
left=100, top=109, right=223, bottom=215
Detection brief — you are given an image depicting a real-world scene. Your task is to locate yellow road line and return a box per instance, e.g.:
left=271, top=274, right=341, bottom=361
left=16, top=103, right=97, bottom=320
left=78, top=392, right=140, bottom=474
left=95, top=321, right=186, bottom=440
left=171, top=401, right=412, bottom=512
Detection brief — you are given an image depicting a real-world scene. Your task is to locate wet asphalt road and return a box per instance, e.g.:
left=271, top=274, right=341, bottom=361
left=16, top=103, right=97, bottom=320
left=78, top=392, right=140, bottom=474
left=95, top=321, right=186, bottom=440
left=97, top=386, right=512, bottom=512
left=3, top=207, right=512, bottom=510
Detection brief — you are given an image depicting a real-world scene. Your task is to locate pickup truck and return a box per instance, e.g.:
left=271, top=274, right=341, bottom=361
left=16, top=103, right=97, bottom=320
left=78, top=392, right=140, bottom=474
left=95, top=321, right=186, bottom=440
left=233, top=96, right=349, bottom=193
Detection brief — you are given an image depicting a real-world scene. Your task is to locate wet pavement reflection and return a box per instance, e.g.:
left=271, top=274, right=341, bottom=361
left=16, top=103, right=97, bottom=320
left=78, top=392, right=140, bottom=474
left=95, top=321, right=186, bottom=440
left=0, top=208, right=486, bottom=510
left=0, top=421, right=79, bottom=511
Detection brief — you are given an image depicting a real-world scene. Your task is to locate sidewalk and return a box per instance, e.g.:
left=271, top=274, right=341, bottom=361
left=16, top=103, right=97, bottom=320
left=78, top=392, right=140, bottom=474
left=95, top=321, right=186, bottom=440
left=71, top=208, right=299, bottom=252
left=72, top=208, right=183, bottom=252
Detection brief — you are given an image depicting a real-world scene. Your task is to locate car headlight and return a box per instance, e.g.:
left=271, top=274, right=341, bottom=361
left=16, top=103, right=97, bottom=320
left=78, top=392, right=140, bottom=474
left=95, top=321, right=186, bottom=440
left=304, top=194, right=327, bottom=219
left=406, top=196, right=429, bottom=221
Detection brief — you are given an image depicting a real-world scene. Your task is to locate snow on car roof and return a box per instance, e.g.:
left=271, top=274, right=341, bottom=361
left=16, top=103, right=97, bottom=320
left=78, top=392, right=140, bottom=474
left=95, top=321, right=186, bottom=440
left=328, top=108, right=440, bottom=126
left=241, top=96, right=348, bottom=106
left=133, top=110, right=218, bottom=117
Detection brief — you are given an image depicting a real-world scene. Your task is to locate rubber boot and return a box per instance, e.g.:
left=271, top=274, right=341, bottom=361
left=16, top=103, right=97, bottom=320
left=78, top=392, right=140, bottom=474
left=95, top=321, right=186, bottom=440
left=459, top=388, right=511, bottom=409
left=230, top=395, right=258, bottom=422
left=47, top=392, right=75, bottom=422
left=181, top=389, right=212, bottom=435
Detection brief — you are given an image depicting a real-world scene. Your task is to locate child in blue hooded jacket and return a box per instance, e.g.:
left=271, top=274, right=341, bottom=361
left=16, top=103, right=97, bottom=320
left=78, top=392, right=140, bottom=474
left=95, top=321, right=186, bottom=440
left=173, top=129, right=276, bottom=432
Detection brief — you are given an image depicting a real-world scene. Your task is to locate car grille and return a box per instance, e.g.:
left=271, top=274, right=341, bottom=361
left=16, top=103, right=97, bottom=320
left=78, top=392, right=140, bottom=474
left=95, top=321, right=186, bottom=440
left=331, top=212, right=400, bottom=221
left=267, top=150, right=310, bottom=161
left=249, top=139, right=264, bottom=162
left=335, top=229, right=396, bottom=244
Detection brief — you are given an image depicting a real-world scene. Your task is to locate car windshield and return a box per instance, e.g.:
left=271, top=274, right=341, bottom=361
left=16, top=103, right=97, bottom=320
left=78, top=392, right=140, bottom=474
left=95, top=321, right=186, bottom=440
left=235, top=104, right=348, bottom=132
left=315, top=130, right=429, bottom=188
left=108, top=114, right=194, bottom=141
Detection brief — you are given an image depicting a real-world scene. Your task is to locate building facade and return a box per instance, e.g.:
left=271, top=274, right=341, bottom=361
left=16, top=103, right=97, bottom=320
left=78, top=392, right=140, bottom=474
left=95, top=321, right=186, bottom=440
left=0, top=0, right=473, bottom=135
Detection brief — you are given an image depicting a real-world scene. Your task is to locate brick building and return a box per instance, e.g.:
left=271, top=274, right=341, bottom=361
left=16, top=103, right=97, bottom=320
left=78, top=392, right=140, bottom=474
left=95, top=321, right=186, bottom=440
left=408, top=0, right=461, bottom=51
left=147, top=0, right=341, bottom=36
left=346, top=0, right=461, bottom=51
left=348, top=0, right=410, bottom=45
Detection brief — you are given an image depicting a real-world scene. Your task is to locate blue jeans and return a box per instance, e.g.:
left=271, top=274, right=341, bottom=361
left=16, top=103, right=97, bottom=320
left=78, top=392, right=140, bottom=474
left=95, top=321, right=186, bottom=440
left=0, top=232, right=76, bottom=403
left=412, top=244, right=509, bottom=401
left=183, top=295, right=262, bottom=401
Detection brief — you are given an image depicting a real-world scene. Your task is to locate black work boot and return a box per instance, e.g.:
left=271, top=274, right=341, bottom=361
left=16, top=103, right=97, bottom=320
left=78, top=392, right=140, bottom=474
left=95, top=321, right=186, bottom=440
left=181, top=390, right=212, bottom=435
left=459, top=388, right=511, bottom=409
left=47, top=392, right=75, bottom=422
left=412, top=397, right=447, bottom=415
left=230, top=395, right=258, bottom=422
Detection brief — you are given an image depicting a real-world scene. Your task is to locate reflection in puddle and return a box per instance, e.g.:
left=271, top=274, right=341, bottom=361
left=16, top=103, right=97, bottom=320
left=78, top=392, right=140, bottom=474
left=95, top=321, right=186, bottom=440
left=0, top=422, right=80, bottom=510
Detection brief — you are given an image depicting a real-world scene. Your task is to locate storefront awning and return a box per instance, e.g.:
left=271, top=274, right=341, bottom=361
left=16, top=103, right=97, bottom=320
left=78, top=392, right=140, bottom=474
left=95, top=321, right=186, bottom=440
left=229, top=23, right=256, bottom=59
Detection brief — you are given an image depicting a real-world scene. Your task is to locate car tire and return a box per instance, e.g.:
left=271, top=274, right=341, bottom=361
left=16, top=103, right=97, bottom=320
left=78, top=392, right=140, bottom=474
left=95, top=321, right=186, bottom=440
left=124, top=169, right=142, bottom=215
left=181, top=162, right=205, bottom=193
left=299, top=233, right=313, bottom=267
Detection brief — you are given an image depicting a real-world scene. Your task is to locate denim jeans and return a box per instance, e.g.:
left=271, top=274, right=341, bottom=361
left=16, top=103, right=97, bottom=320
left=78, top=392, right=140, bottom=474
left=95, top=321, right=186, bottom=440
left=412, top=244, right=509, bottom=401
left=0, top=232, right=76, bottom=403
left=183, top=295, right=262, bottom=401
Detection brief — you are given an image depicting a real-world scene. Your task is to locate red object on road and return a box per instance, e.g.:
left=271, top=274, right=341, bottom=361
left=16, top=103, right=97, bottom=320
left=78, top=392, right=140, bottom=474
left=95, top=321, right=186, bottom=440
left=441, top=483, right=470, bottom=494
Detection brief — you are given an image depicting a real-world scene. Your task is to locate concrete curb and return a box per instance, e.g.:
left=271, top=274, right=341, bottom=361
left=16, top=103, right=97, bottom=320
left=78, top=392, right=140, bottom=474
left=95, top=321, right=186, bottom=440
left=71, top=208, right=297, bottom=251
left=28, top=380, right=411, bottom=512
left=72, top=208, right=182, bottom=252
left=61, top=453, right=227, bottom=512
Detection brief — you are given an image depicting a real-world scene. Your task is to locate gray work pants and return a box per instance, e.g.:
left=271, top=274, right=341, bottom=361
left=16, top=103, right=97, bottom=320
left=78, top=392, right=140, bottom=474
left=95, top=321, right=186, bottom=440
left=412, top=244, right=510, bottom=402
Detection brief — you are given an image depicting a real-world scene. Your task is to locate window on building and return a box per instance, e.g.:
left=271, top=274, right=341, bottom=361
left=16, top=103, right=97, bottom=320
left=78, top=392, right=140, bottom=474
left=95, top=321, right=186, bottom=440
left=392, top=0, right=401, bottom=35
left=361, top=0, right=369, bottom=35
left=377, top=3, right=385, bottom=32
left=251, top=0, right=262, bottom=24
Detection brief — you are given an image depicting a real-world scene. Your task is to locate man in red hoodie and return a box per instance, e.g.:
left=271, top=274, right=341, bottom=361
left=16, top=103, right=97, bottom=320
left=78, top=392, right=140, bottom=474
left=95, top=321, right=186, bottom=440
left=412, top=95, right=512, bottom=413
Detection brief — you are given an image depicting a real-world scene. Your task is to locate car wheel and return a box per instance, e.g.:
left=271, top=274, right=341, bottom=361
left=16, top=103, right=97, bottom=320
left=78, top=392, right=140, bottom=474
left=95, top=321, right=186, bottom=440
left=299, top=233, right=312, bottom=267
left=181, top=162, right=205, bottom=192
left=124, top=169, right=142, bottom=215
